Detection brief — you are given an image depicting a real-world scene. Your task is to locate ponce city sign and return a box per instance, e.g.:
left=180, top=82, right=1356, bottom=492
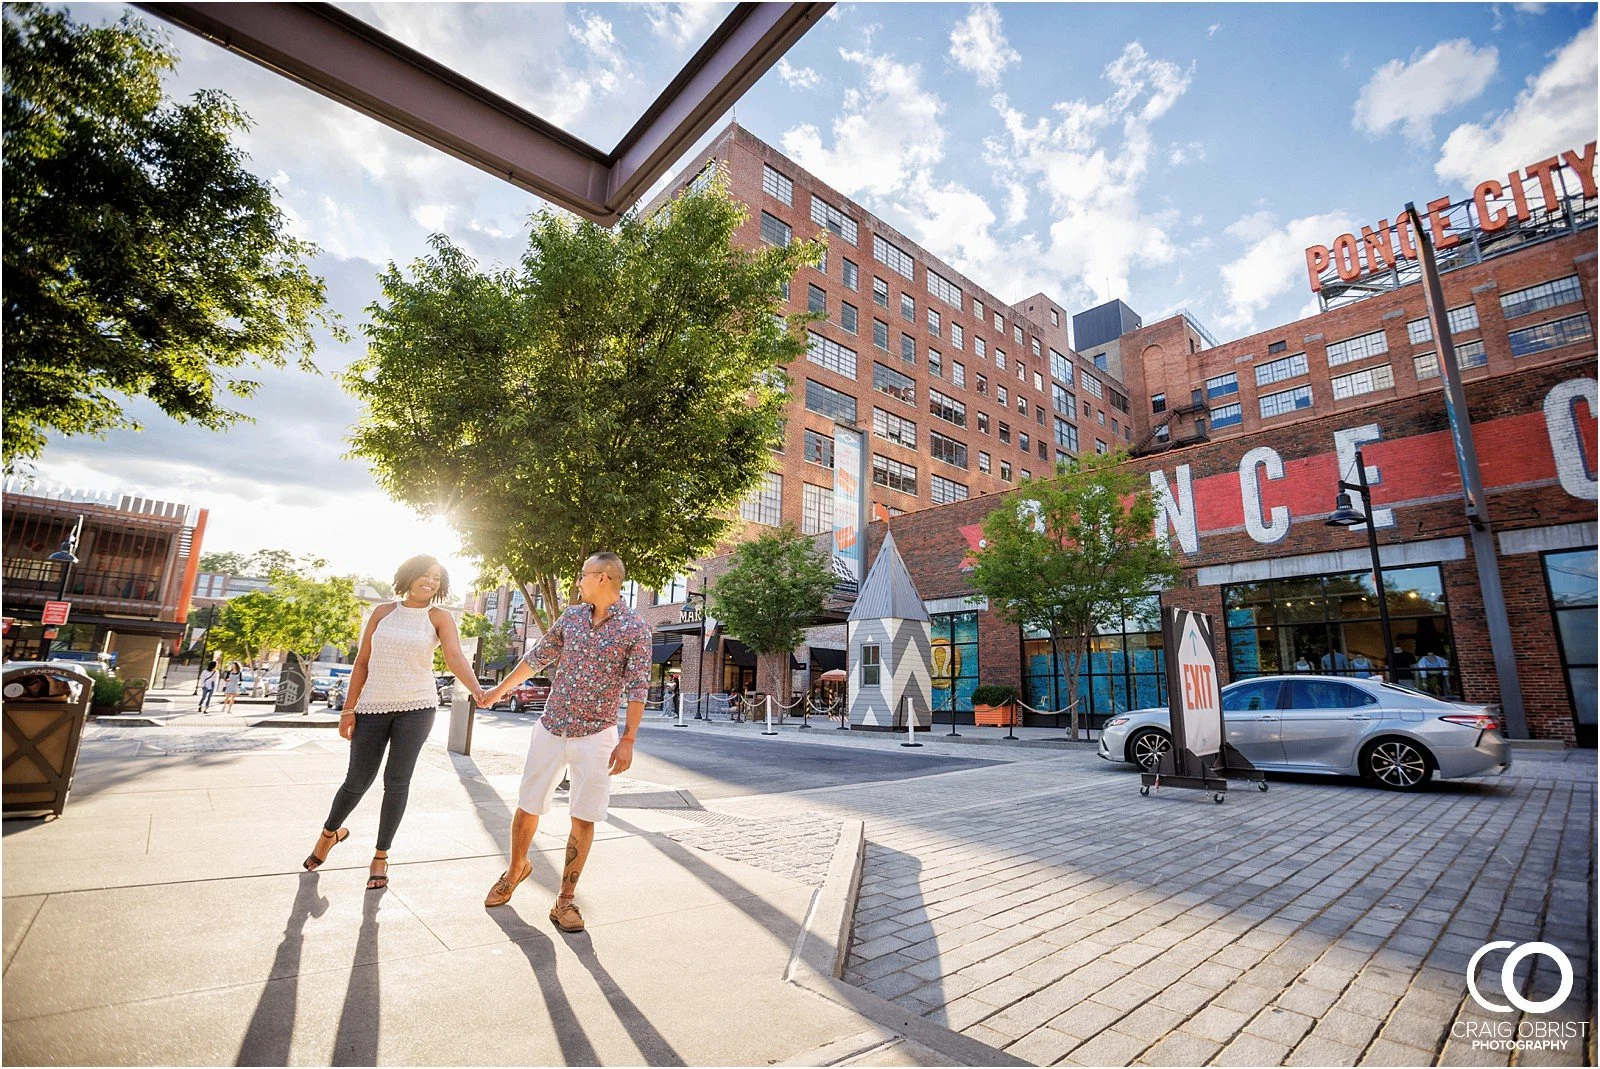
left=1305, top=142, right=1597, bottom=293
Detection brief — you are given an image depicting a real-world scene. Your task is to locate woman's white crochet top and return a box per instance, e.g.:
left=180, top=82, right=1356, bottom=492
left=355, top=603, right=440, bottom=714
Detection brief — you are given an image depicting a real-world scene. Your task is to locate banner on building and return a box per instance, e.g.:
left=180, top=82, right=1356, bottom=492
left=832, top=425, right=867, bottom=594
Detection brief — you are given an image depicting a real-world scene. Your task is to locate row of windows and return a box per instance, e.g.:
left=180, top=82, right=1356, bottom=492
left=1413, top=339, right=1488, bottom=380
left=1501, top=275, right=1583, bottom=321
left=806, top=330, right=856, bottom=379
left=930, top=474, right=969, bottom=505
left=1260, top=384, right=1314, bottom=419
left=926, top=269, right=963, bottom=310
left=1256, top=351, right=1309, bottom=386
left=1330, top=363, right=1395, bottom=401
left=1205, top=372, right=1238, bottom=399
left=1407, top=304, right=1479, bottom=344
left=810, top=195, right=858, bottom=246
left=930, top=430, right=967, bottom=469
left=872, top=234, right=915, bottom=281
left=1325, top=329, right=1388, bottom=367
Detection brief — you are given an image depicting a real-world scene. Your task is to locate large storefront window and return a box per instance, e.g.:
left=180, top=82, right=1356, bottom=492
left=1223, top=565, right=1457, bottom=695
left=930, top=611, right=979, bottom=714
left=1023, top=596, right=1166, bottom=727
left=1542, top=548, right=1596, bottom=748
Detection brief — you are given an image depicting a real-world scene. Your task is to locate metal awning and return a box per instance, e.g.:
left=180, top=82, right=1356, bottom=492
left=651, top=641, right=683, bottom=665
left=724, top=638, right=758, bottom=668
left=138, top=2, right=832, bottom=224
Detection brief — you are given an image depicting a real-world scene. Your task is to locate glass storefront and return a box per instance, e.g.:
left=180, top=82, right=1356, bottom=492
left=929, top=611, right=979, bottom=715
left=1223, top=564, right=1457, bottom=695
left=1023, top=595, right=1166, bottom=727
left=1542, top=548, right=1596, bottom=748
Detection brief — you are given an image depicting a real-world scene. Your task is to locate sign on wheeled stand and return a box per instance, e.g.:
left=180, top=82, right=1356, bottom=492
left=1140, top=607, right=1267, bottom=803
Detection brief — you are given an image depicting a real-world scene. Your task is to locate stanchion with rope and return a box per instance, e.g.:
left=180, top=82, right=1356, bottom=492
left=1009, top=697, right=1092, bottom=741
left=762, top=694, right=778, bottom=735
left=944, top=692, right=961, bottom=738
left=899, top=695, right=921, bottom=747
left=1004, top=698, right=1019, bottom=741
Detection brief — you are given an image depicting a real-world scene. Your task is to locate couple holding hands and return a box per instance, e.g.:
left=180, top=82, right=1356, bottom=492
left=302, top=552, right=650, bottom=933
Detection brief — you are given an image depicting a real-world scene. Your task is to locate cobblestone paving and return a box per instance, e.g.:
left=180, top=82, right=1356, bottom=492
left=658, top=812, right=842, bottom=888
left=712, top=748, right=1595, bottom=1067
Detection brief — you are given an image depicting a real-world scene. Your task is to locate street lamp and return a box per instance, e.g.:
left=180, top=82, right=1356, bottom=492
left=1325, top=448, right=1395, bottom=681
left=42, top=515, right=84, bottom=662
left=684, top=569, right=711, bottom=719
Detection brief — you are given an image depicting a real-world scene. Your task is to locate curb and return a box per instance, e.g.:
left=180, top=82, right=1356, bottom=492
left=783, top=820, right=1027, bottom=1067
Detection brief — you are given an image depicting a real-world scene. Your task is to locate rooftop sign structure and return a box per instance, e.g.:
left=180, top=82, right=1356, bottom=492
left=136, top=2, right=832, bottom=225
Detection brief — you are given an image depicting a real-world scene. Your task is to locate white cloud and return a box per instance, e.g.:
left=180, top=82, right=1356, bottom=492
left=411, top=204, right=455, bottom=232
left=1353, top=38, right=1498, bottom=144
left=1436, top=18, right=1598, bottom=189
left=642, top=3, right=729, bottom=47
left=776, top=58, right=821, bottom=90
left=1168, top=140, right=1206, bottom=165
left=1207, top=23, right=1222, bottom=38
left=949, top=4, right=1021, bottom=88
left=781, top=48, right=946, bottom=197
left=1216, top=211, right=1357, bottom=333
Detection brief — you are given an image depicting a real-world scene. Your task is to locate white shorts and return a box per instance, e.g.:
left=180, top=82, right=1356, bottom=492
left=517, top=722, right=618, bottom=823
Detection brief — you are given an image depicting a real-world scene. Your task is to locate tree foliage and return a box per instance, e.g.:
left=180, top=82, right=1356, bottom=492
left=457, top=612, right=517, bottom=670
left=343, top=172, right=820, bottom=629
left=967, top=453, right=1182, bottom=737
left=206, top=572, right=362, bottom=663
left=709, top=526, right=836, bottom=702
left=197, top=548, right=326, bottom=577
left=1, top=7, right=340, bottom=471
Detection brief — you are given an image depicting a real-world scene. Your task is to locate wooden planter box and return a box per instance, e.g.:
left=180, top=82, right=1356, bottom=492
left=973, top=702, right=1020, bottom=727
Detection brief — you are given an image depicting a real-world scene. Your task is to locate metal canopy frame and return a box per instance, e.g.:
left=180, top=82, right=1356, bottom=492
left=136, top=2, right=832, bottom=224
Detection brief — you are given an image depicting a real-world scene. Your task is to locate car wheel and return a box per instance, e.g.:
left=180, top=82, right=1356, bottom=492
left=1127, top=728, right=1171, bottom=771
left=510, top=698, right=521, bottom=714
left=1362, top=737, right=1434, bottom=791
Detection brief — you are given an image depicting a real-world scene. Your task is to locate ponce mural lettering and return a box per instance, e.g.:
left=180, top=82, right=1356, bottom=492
left=958, top=377, right=1597, bottom=559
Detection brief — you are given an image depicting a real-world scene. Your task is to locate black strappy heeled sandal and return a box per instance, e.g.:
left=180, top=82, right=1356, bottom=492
left=366, top=852, right=389, bottom=890
left=304, top=827, right=349, bottom=870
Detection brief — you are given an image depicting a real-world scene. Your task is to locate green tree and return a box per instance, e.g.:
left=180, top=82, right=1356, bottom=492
left=344, top=171, right=820, bottom=629
left=967, top=453, right=1183, bottom=738
left=271, top=572, right=363, bottom=661
left=198, top=551, right=250, bottom=575
left=249, top=549, right=326, bottom=578
left=207, top=590, right=287, bottom=665
left=1, top=8, right=341, bottom=471
left=709, top=526, right=836, bottom=704
left=454, top=612, right=516, bottom=674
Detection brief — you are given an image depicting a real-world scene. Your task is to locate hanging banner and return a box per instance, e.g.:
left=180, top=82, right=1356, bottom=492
left=832, top=425, right=867, bottom=594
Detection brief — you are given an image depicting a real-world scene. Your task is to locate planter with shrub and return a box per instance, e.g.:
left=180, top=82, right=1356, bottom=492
left=971, top=684, right=1021, bottom=727
left=87, top=670, right=125, bottom=717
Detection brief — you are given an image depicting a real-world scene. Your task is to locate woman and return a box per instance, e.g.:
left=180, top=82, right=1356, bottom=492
left=303, top=555, right=483, bottom=890
left=220, top=661, right=244, bottom=711
left=198, top=660, right=220, bottom=714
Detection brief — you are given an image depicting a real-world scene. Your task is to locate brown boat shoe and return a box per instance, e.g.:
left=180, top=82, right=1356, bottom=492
left=484, top=858, right=531, bottom=908
left=549, top=897, right=585, bottom=932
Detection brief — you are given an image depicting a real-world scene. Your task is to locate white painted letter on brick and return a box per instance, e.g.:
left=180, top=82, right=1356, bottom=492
left=1544, top=377, right=1598, bottom=500
left=1333, top=425, right=1394, bottom=529
left=1150, top=466, right=1198, bottom=555
left=1240, top=446, right=1291, bottom=544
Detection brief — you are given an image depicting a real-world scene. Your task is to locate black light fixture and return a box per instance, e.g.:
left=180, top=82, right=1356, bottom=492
left=1325, top=449, right=1395, bottom=680
left=42, top=515, right=85, bottom=662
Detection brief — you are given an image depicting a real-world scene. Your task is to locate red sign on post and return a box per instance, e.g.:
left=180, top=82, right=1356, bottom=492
left=41, top=601, right=71, bottom=626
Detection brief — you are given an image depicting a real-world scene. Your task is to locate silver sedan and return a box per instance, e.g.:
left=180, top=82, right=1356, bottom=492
left=1098, top=675, right=1511, bottom=790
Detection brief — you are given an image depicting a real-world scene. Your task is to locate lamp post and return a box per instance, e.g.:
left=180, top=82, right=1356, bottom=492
left=1325, top=448, right=1395, bottom=681
left=684, top=570, right=710, bottom=719
left=42, top=516, right=84, bottom=662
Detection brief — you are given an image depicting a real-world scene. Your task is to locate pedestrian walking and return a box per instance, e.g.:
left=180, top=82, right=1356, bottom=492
left=303, top=555, right=484, bottom=889
left=220, top=661, right=244, bottom=712
left=666, top=676, right=680, bottom=718
left=478, top=552, right=651, bottom=932
left=198, top=659, right=220, bottom=714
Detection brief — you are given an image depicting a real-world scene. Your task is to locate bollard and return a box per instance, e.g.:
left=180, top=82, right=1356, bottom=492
left=946, top=696, right=961, bottom=738
left=1004, top=701, right=1018, bottom=741
left=800, top=697, right=810, bottom=730
left=762, top=694, right=778, bottom=735
left=674, top=696, right=686, bottom=728
left=900, top=696, right=922, bottom=748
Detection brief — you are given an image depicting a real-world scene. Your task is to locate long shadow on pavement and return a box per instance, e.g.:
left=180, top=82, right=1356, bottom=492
left=236, top=872, right=329, bottom=1066
left=331, top=889, right=383, bottom=1066
left=485, top=907, right=600, bottom=1066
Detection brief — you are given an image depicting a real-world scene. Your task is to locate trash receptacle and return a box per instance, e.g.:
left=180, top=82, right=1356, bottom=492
left=3, top=662, right=93, bottom=817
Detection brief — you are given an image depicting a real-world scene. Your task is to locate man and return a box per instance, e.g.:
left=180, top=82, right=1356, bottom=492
left=477, top=552, right=651, bottom=931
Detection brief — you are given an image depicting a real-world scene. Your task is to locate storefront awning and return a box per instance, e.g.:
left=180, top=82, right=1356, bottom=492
left=809, top=646, right=846, bottom=672
left=652, top=641, right=683, bottom=665
left=724, top=638, right=758, bottom=668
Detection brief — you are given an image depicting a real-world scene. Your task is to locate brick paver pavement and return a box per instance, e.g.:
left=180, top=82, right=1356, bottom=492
left=708, top=744, right=1594, bottom=1067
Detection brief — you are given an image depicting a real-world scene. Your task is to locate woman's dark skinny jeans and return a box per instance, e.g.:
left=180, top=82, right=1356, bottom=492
left=323, top=706, right=435, bottom=851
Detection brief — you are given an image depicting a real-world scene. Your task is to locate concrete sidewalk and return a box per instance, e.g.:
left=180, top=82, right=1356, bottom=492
left=1, top=722, right=1016, bottom=1066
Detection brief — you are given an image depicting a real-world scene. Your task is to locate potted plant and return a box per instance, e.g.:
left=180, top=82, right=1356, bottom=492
left=87, top=669, right=125, bottom=717
left=971, top=684, right=1020, bottom=727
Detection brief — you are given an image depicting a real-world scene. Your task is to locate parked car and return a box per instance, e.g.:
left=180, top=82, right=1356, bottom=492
left=327, top=681, right=345, bottom=711
left=311, top=677, right=334, bottom=702
left=1098, top=675, right=1510, bottom=791
left=435, top=673, right=456, bottom=706
left=509, top=676, right=552, bottom=714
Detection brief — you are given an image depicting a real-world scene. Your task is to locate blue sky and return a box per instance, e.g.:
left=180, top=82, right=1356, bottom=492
left=33, top=2, right=1599, bottom=580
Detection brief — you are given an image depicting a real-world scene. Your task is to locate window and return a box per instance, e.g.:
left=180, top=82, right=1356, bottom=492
left=973, top=299, right=985, bottom=322
left=1413, top=340, right=1488, bottom=379
left=951, top=361, right=965, bottom=389
left=810, top=195, right=858, bottom=245
left=1542, top=548, right=1597, bottom=743
left=1019, top=431, right=1030, bottom=452
left=1325, top=329, right=1389, bottom=367
left=1501, top=275, right=1583, bottom=320
left=1205, top=372, right=1238, bottom=399
left=1211, top=402, right=1243, bottom=429
left=801, top=483, right=834, bottom=535
left=872, top=362, right=916, bottom=405
left=861, top=643, right=881, bottom=686
left=995, top=349, right=1006, bottom=371
left=930, top=431, right=968, bottom=469
left=1255, top=352, right=1309, bottom=386
left=806, top=331, right=856, bottom=378
left=872, top=454, right=918, bottom=495
left=872, top=407, right=917, bottom=448
left=1031, top=338, right=1041, bottom=358
left=1094, top=353, right=1108, bottom=370
left=873, top=319, right=889, bottom=350
left=926, top=269, right=963, bottom=309
left=840, top=302, right=858, bottom=335
left=818, top=248, right=827, bottom=273
left=1331, top=364, right=1395, bottom=400
left=927, top=308, right=941, bottom=337
left=929, top=388, right=966, bottom=427
left=997, top=385, right=1008, bottom=407
left=803, top=429, right=834, bottom=467
left=900, top=333, right=915, bottom=364
left=952, top=323, right=964, bottom=350
left=1448, top=304, right=1480, bottom=334
left=994, top=311, right=1004, bottom=331
left=688, top=161, right=719, bottom=194
left=1020, top=468, right=1032, bottom=481
left=1260, top=385, right=1314, bottom=418
left=739, top=472, right=782, bottom=526
left=1096, top=410, right=1105, bottom=425
left=1268, top=340, right=1287, bottom=354
left=1051, top=308, right=1060, bottom=327
left=929, top=347, right=943, bottom=378
left=807, top=283, right=827, bottom=316
left=1016, top=361, right=1026, bottom=382
left=1077, top=374, right=1100, bottom=400
left=1407, top=318, right=1432, bottom=345
left=1109, top=389, right=1129, bottom=414
left=760, top=212, right=791, bottom=247
left=978, top=450, right=991, bottom=474
left=1013, top=323, right=1023, bottom=344
left=1508, top=314, right=1594, bottom=356
left=1017, top=396, right=1028, bottom=416
left=1050, top=349, right=1075, bottom=386
left=657, top=574, right=689, bottom=604
left=976, top=374, right=988, bottom=396
left=900, top=292, right=915, bottom=322
left=762, top=165, right=793, bottom=205
left=1033, top=371, right=1044, bottom=392
left=1111, top=417, right=1119, bottom=434
left=998, top=421, right=1011, bottom=444
left=977, top=411, right=989, bottom=434
left=872, top=234, right=915, bottom=280
left=930, top=474, right=969, bottom=504
left=1054, top=417, right=1078, bottom=452
left=804, top=379, right=857, bottom=423
left=975, top=337, right=987, bottom=360
left=842, top=258, right=859, bottom=291
left=872, top=277, right=889, bottom=307
left=999, top=461, right=1012, bottom=481
left=1095, top=440, right=1108, bottom=455
left=1052, top=384, right=1076, bottom=418
left=1037, top=436, right=1047, bottom=456
left=779, top=279, right=790, bottom=301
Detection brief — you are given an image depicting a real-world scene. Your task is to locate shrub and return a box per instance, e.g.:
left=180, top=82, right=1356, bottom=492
left=87, top=669, right=125, bottom=708
left=971, top=684, right=1019, bottom=708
